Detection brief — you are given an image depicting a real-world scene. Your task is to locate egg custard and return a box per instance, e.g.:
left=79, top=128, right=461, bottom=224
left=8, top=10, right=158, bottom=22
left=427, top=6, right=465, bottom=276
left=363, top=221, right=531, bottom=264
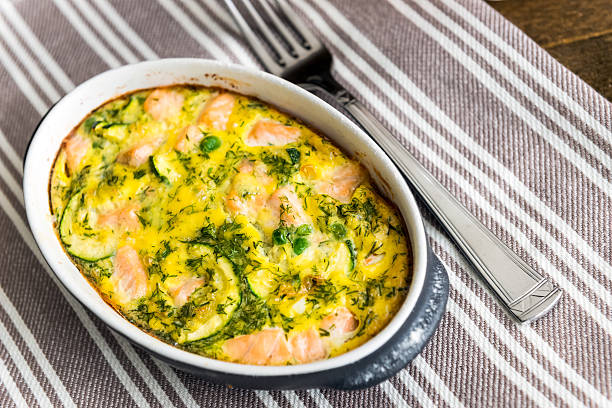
left=49, top=85, right=412, bottom=365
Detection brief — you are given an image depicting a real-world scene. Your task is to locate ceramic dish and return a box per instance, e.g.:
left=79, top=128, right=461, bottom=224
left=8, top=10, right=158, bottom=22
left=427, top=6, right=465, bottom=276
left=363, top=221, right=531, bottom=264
left=24, top=58, right=447, bottom=389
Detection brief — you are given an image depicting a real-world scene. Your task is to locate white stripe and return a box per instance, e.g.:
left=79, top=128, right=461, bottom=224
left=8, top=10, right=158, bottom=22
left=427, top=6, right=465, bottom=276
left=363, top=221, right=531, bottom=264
left=406, top=358, right=465, bottom=408
left=445, top=0, right=612, bottom=146
left=255, top=391, right=281, bottom=408
left=0, top=13, right=61, bottom=102
left=416, top=0, right=612, bottom=174
left=0, top=40, right=46, bottom=115
left=92, top=0, right=158, bottom=60
left=151, top=360, right=200, bottom=408
left=68, top=0, right=139, bottom=64
left=387, top=0, right=612, bottom=199
left=0, top=356, right=29, bottom=408
left=156, top=0, right=235, bottom=64
left=380, top=381, right=410, bottom=408
left=447, top=300, right=556, bottom=407
left=0, top=181, right=151, bottom=408
left=203, top=0, right=234, bottom=29
left=179, top=0, right=255, bottom=67
left=52, top=0, right=121, bottom=67
left=282, top=391, right=306, bottom=408
left=427, top=227, right=610, bottom=407
left=0, top=287, right=77, bottom=408
left=0, top=0, right=73, bottom=93
left=293, top=0, right=612, bottom=329
left=307, top=390, right=333, bottom=408
left=0, top=319, right=53, bottom=407
left=0, top=129, right=23, bottom=177
left=394, top=371, right=436, bottom=408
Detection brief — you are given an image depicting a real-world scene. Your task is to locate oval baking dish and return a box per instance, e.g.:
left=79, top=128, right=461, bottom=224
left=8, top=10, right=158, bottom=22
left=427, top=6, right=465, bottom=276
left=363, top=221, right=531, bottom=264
left=24, top=59, right=441, bottom=389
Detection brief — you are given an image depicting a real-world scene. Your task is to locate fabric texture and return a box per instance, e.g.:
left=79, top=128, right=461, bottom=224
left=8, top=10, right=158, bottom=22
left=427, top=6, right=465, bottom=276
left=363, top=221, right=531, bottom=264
left=0, top=0, right=610, bottom=406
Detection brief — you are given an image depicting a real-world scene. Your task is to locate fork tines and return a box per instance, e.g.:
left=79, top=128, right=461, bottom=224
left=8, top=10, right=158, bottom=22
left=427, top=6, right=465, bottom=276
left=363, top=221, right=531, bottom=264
left=223, top=0, right=322, bottom=75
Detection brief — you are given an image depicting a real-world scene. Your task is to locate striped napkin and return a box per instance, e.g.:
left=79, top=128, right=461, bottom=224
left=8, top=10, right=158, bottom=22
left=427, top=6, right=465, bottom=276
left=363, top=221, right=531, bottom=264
left=0, top=0, right=610, bottom=407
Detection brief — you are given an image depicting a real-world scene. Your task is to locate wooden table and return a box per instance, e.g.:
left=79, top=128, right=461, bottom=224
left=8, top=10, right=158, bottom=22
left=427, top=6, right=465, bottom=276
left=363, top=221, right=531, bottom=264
left=488, top=0, right=612, bottom=101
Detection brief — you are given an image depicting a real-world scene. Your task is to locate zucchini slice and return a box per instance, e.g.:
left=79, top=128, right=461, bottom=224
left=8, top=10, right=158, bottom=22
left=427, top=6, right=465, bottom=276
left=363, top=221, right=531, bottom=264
left=345, top=239, right=356, bottom=273
left=59, top=192, right=116, bottom=261
left=121, top=96, right=142, bottom=123
left=50, top=150, right=70, bottom=216
left=327, top=240, right=355, bottom=277
left=101, top=123, right=129, bottom=142
left=178, top=256, right=240, bottom=343
left=151, top=153, right=181, bottom=184
left=247, top=268, right=277, bottom=298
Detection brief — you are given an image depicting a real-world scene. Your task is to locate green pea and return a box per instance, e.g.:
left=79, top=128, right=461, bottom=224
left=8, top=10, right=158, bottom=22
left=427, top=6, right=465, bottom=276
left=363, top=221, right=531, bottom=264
left=329, top=223, right=347, bottom=239
left=272, top=228, right=288, bottom=245
left=295, top=224, right=313, bottom=236
left=292, top=237, right=309, bottom=255
left=201, top=135, right=221, bottom=152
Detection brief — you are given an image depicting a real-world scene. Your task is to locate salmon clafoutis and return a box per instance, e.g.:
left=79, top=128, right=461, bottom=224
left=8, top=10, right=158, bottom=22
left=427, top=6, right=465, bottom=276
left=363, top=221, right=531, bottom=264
left=49, top=85, right=412, bottom=365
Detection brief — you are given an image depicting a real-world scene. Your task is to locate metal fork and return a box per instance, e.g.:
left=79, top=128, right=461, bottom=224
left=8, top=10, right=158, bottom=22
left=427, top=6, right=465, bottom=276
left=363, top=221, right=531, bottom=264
left=223, top=0, right=561, bottom=323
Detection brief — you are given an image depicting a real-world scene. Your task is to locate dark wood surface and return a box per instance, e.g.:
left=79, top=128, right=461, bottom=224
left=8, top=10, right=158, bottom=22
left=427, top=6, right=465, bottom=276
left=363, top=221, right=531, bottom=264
left=487, top=0, right=612, bottom=101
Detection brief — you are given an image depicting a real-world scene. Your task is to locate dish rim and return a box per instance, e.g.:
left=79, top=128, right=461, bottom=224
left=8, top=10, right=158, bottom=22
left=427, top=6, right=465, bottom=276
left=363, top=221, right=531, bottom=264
left=23, top=58, right=427, bottom=376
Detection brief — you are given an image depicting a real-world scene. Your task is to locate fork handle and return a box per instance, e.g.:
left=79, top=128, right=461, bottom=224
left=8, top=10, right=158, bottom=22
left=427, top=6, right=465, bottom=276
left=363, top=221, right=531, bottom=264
left=327, top=88, right=561, bottom=322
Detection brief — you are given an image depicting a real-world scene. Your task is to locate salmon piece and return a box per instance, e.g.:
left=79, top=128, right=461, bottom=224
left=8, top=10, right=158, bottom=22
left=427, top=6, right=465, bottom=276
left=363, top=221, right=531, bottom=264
left=320, top=307, right=359, bottom=337
left=290, top=328, right=327, bottom=364
left=244, top=119, right=300, bottom=147
left=97, top=204, right=140, bottom=231
left=253, top=162, right=273, bottom=184
left=364, top=253, right=384, bottom=266
left=174, top=125, right=203, bottom=153
left=242, top=328, right=282, bottom=365
left=265, top=186, right=310, bottom=228
left=238, top=160, right=256, bottom=175
left=118, top=137, right=164, bottom=167
left=170, top=276, right=205, bottom=307
left=316, top=163, right=364, bottom=203
left=197, top=93, right=235, bottom=130
left=225, top=160, right=272, bottom=218
left=222, top=334, right=253, bottom=362
left=64, top=133, right=91, bottom=175
left=112, top=246, right=148, bottom=303
left=236, top=159, right=273, bottom=183
left=222, top=328, right=292, bottom=365
left=267, top=333, right=292, bottom=365
left=144, top=89, right=184, bottom=121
